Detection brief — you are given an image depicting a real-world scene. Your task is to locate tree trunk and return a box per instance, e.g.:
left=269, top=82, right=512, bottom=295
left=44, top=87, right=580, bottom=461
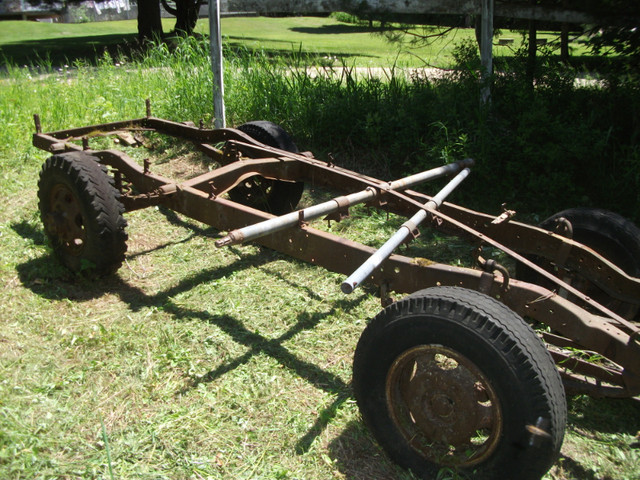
left=527, top=19, right=537, bottom=87
left=561, top=23, right=570, bottom=61
left=138, top=0, right=163, bottom=42
left=174, top=0, right=200, bottom=35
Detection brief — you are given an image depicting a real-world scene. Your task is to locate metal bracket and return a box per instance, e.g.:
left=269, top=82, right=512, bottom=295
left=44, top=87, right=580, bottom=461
left=34, top=114, right=42, bottom=134
left=554, top=217, right=574, bottom=238
left=477, top=255, right=510, bottom=292
left=401, top=219, right=421, bottom=246
left=380, top=281, right=394, bottom=307
left=298, top=210, right=308, bottom=228
left=365, top=187, right=388, bottom=210
left=478, top=271, right=495, bottom=294
left=552, top=217, right=574, bottom=268
left=208, top=182, right=217, bottom=200
left=324, top=195, right=351, bottom=226
left=491, top=204, right=516, bottom=225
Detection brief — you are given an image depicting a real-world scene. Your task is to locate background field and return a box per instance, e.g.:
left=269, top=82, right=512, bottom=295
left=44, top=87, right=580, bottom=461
left=1, top=15, right=639, bottom=480
left=0, top=15, right=590, bottom=68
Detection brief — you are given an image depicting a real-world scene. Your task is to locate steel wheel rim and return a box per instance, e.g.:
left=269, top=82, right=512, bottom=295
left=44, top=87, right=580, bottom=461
left=386, top=344, right=503, bottom=467
left=230, top=177, right=274, bottom=208
left=44, top=183, right=86, bottom=255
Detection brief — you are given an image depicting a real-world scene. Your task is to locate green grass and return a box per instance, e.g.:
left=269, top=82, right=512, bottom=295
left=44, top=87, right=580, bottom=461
left=0, top=16, right=592, bottom=69
left=1, top=22, right=639, bottom=480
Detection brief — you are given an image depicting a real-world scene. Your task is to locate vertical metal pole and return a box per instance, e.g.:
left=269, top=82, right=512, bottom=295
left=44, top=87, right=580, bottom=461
left=209, top=0, right=226, bottom=128
left=480, top=0, right=494, bottom=104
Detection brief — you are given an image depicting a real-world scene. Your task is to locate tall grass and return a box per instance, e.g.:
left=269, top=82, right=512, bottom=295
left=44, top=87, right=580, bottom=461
left=222, top=41, right=640, bottom=222
left=3, top=34, right=639, bottom=220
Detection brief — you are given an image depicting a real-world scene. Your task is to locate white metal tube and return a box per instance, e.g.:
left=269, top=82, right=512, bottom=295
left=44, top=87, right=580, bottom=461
left=341, top=168, right=471, bottom=294
left=388, top=158, right=474, bottom=191
left=215, top=159, right=473, bottom=248
left=215, top=188, right=375, bottom=247
left=429, top=166, right=471, bottom=208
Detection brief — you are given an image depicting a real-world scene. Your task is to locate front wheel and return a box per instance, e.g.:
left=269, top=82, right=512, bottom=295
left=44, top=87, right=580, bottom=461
left=37, top=152, right=128, bottom=276
left=353, top=287, right=566, bottom=480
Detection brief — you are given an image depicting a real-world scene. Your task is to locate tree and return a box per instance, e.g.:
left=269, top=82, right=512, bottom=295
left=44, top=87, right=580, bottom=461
left=137, top=0, right=164, bottom=42
left=584, top=0, right=640, bottom=68
left=161, top=0, right=203, bottom=35
left=24, top=0, right=204, bottom=41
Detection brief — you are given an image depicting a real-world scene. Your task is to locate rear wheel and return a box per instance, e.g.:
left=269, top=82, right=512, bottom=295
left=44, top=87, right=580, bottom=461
left=518, top=208, right=640, bottom=321
left=229, top=121, right=304, bottom=215
left=37, top=152, right=128, bottom=276
left=353, top=287, right=566, bottom=480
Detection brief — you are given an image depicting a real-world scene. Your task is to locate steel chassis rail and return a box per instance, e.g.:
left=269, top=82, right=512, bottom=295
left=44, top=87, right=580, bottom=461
left=33, top=112, right=640, bottom=398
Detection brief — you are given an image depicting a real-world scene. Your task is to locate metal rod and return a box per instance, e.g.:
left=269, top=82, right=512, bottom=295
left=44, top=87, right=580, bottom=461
left=33, top=114, right=42, bottom=134
left=215, top=159, right=474, bottom=248
left=480, top=0, right=494, bottom=104
left=341, top=168, right=471, bottom=294
left=209, top=0, right=226, bottom=128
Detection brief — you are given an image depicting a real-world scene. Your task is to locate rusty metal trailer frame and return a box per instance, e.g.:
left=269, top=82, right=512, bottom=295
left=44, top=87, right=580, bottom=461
left=32, top=109, right=640, bottom=401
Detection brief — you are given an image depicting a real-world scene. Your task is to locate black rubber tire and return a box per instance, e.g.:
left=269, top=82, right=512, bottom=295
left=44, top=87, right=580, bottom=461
left=229, top=121, right=304, bottom=215
left=37, top=152, right=128, bottom=276
left=518, top=207, right=640, bottom=321
left=353, top=286, right=566, bottom=480
left=540, top=208, right=640, bottom=277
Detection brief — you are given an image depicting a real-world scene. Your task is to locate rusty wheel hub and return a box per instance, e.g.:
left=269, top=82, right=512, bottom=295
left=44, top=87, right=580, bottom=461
left=386, top=345, right=502, bottom=467
left=231, top=177, right=274, bottom=207
left=44, top=183, right=86, bottom=255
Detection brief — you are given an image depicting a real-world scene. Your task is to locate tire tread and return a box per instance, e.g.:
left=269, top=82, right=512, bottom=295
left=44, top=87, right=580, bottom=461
left=38, top=152, right=128, bottom=275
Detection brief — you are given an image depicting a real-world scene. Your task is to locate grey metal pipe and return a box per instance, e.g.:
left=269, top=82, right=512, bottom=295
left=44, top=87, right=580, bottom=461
left=341, top=168, right=471, bottom=294
left=215, top=158, right=474, bottom=248
left=388, top=158, right=474, bottom=191
left=215, top=188, right=374, bottom=247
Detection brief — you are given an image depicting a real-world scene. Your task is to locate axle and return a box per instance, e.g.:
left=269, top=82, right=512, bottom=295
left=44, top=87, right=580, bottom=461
left=215, top=158, right=474, bottom=247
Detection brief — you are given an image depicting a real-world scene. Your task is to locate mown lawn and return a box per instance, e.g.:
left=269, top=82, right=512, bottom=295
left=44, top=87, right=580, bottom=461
left=0, top=15, right=590, bottom=68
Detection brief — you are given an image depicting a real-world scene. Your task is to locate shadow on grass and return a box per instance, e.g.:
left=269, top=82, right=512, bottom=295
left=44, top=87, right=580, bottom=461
left=13, top=211, right=384, bottom=464
left=327, top=421, right=415, bottom=480
left=0, top=33, right=140, bottom=68
left=224, top=40, right=375, bottom=62
left=567, top=395, right=640, bottom=436
left=545, top=395, right=640, bottom=480
left=16, top=212, right=640, bottom=478
left=11, top=219, right=47, bottom=246
left=15, top=244, right=640, bottom=478
left=0, top=32, right=378, bottom=70
left=555, top=454, right=617, bottom=480
left=289, top=24, right=398, bottom=35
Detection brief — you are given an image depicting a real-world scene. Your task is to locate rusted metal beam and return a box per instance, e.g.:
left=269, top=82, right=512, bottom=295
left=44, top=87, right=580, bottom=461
left=399, top=192, right=640, bottom=310
left=386, top=188, right=639, bottom=332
